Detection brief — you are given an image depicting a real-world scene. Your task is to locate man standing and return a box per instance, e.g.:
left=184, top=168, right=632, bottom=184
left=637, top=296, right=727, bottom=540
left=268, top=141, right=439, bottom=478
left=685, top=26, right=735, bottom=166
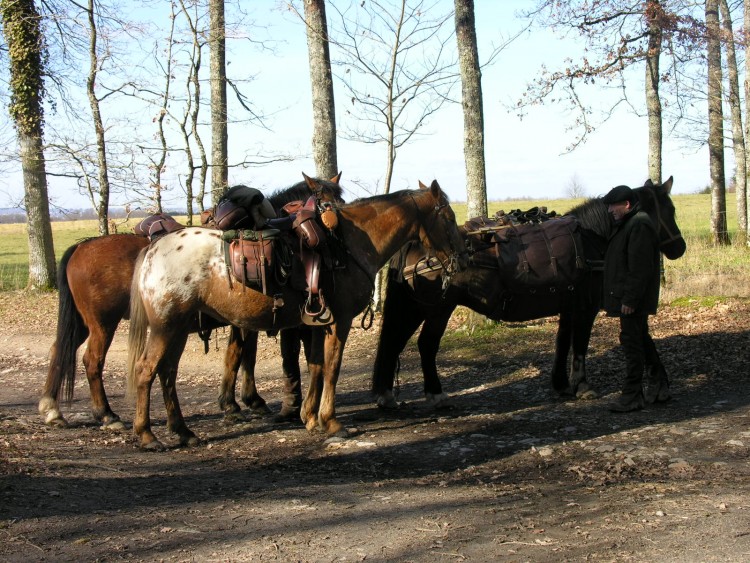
left=602, top=185, right=671, bottom=412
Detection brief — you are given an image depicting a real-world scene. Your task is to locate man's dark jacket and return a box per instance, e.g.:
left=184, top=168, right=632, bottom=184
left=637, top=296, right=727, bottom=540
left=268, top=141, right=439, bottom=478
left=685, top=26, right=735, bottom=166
left=603, top=204, right=661, bottom=316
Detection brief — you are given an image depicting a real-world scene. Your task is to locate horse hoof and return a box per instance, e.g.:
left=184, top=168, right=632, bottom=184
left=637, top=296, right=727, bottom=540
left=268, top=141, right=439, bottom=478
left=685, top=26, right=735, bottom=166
left=376, top=393, right=399, bottom=410
left=248, top=403, right=272, bottom=416
left=425, top=393, right=454, bottom=410
left=223, top=412, right=247, bottom=425
left=272, top=409, right=301, bottom=424
left=46, top=415, right=69, bottom=428
left=142, top=440, right=166, bottom=451
left=181, top=435, right=202, bottom=447
left=102, top=420, right=126, bottom=431
left=304, top=417, right=319, bottom=433
left=576, top=388, right=598, bottom=400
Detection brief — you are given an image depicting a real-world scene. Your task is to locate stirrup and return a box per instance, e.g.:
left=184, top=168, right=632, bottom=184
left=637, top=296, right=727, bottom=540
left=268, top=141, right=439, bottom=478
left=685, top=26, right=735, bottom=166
left=301, top=297, right=334, bottom=326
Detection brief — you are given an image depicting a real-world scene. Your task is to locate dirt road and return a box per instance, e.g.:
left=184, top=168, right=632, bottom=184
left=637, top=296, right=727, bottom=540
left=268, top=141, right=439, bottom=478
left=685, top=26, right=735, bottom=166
left=1, top=292, right=749, bottom=561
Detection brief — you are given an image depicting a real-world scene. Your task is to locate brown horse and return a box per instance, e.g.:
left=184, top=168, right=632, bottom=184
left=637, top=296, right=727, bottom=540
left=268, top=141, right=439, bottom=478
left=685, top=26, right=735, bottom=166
left=39, top=175, right=344, bottom=428
left=126, top=180, right=468, bottom=449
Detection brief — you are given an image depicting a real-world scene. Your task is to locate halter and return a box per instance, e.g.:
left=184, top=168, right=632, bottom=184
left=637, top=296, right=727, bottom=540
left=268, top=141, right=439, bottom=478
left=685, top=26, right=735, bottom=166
left=409, top=191, right=466, bottom=290
left=638, top=185, right=683, bottom=249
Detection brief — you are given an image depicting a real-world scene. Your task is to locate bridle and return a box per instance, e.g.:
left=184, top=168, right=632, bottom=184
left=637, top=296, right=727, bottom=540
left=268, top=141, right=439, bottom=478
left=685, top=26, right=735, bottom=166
left=638, top=185, right=683, bottom=249
left=410, top=191, right=467, bottom=290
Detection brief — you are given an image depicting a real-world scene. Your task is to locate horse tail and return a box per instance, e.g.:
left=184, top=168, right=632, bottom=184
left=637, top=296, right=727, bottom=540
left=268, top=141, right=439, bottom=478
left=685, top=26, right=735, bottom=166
left=126, top=249, right=148, bottom=399
left=45, top=242, right=88, bottom=405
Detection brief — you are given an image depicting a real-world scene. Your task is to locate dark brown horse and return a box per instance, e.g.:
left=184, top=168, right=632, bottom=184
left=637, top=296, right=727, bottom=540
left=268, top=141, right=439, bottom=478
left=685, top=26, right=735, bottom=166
left=372, top=177, right=686, bottom=409
left=126, top=180, right=468, bottom=449
left=39, top=175, right=344, bottom=428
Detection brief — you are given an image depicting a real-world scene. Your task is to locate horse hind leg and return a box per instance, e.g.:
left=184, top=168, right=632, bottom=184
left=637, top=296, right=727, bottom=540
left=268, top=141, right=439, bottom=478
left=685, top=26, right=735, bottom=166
left=39, top=341, right=71, bottom=428
left=82, top=325, right=124, bottom=429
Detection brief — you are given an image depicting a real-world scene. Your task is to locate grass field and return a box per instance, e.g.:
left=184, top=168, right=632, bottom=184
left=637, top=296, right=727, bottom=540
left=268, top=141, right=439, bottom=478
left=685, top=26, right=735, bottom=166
left=1, top=193, right=747, bottom=299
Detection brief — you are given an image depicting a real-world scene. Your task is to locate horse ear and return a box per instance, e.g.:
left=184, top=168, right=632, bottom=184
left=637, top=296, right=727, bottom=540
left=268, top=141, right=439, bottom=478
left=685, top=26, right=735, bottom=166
left=663, top=176, right=674, bottom=194
left=302, top=172, right=319, bottom=192
left=418, top=180, right=428, bottom=190
left=644, top=179, right=654, bottom=187
left=329, top=171, right=342, bottom=185
left=429, top=179, right=443, bottom=200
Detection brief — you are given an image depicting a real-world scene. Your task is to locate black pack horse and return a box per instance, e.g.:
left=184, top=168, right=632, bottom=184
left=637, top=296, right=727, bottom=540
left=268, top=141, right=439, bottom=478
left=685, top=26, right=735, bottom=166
left=372, top=177, right=687, bottom=408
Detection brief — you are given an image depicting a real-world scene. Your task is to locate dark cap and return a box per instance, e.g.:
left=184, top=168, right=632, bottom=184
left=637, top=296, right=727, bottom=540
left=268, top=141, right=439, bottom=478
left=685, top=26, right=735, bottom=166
left=602, top=185, right=635, bottom=205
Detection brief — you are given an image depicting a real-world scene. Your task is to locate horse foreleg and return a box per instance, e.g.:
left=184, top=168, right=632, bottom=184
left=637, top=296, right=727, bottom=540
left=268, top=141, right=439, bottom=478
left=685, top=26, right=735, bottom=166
left=274, top=327, right=305, bottom=422
left=301, top=328, right=325, bottom=432
left=133, top=334, right=173, bottom=450
left=552, top=311, right=574, bottom=395
left=239, top=330, right=270, bottom=414
left=570, top=308, right=598, bottom=400
left=417, top=309, right=454, bottom=409
left=316, top=323, right=350, bottom=437
left=218, top=326, right=243, bottom=415
left=158, top=334, right=200, bottom=447
left=82, top=326, right=123, bottom=429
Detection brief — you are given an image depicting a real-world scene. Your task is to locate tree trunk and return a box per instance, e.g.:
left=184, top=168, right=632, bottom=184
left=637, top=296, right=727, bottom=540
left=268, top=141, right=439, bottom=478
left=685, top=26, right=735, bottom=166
left=209, top=0, right=228, bottom=203
left=706, top=0, right=728, bottom=245
left=720, top=0, right=747, bottom=245
left=745, top=0, right=750, bottom=244
left=304, top=0, right=338, bottom=179
left=86, top=0, right=111, bottom=236
left=454, top=0, right=487, bottom=219
left=1, top=0, right=56, bottom=290
left=644, top=0, right=663, bottom=184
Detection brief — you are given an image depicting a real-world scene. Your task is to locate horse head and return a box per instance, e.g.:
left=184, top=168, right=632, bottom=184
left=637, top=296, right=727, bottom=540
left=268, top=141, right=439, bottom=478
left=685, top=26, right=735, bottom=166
left=416, top=180, right=469, bottom=275
left=635, top=176, right=686, bottom=260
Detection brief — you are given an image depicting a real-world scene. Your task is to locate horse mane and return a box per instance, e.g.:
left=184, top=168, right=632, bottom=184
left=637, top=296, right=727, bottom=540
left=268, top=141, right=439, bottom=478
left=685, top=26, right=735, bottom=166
left=266, top=178, right=345, bottom=209
left=567, top=198, right=612, bottom=240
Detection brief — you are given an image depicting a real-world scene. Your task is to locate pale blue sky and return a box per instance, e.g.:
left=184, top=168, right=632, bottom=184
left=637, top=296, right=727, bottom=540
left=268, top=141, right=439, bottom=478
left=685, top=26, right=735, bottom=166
left=0, top=1, right=711, bottom=211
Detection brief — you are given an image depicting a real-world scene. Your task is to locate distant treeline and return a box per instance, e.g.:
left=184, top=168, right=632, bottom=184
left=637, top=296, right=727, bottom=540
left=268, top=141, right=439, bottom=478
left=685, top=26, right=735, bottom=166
left=0, top=207, right=186, bottom=224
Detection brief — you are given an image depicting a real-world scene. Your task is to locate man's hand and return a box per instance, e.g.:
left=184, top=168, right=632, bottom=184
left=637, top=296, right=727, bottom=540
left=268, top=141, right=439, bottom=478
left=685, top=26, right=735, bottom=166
left=621, top=304, right=635, bottom=315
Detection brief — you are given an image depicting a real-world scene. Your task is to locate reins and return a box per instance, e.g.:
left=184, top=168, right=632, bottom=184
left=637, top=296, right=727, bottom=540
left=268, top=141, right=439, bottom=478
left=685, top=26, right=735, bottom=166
left=408, top=191, right=463, bottom=291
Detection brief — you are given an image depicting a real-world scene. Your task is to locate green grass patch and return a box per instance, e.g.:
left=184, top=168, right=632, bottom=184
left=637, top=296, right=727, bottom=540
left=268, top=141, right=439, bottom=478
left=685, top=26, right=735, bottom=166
left=1, top=194, right=747, bottom=298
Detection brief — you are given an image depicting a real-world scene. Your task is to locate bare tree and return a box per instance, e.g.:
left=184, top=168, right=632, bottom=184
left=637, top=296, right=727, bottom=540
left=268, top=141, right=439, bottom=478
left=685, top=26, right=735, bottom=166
left=565, top=173, right=587, bottom=199
left=706, top=0, right=728, bottom=245
left=745, top=0, right=750, bottom=245
left=644, top=0, right=664, bottom=183
left=304, top=0, right=338, bottom=179
left=454, top=0, right=486, bottom=219
left=0, top=0, right=56, bottom=290
left=179, top=0, right=209, bottom=220
left=330, top=0, right=458, bottom=195
left=718, top=0, right=746, bottom=244
left=85, top=0, right=113, bottom=235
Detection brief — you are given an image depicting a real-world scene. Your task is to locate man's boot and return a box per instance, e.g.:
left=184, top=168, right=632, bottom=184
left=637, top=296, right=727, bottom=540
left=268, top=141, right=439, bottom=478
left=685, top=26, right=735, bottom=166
left=644, top=363, right=671, bottom=404
left=608, top=388, right=644, bottom=412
